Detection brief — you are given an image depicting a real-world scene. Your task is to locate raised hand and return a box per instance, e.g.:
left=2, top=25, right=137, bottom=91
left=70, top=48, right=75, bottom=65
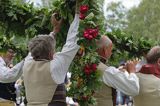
left=51, top=13, right=63, bottom=33
left=132, top=58, right=141, bottom=65
left=126, top=60, right=136, bottom=73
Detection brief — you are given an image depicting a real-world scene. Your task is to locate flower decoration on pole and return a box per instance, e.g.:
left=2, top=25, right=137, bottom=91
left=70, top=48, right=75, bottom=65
left=83, top=28, right=99, bottom=40
left=79, top=5, right=89, bottom=19
left=68, top=0, right=106, bottom=105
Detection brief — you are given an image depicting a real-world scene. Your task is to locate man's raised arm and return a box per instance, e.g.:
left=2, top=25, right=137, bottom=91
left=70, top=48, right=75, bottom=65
left=50, top=13, right=80, bottom=84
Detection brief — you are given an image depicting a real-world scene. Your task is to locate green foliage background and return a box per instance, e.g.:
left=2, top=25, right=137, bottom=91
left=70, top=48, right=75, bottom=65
left=0, top=0, right=155, bottom=65
left=126, top=0, right=160, bottom=42
left=0, top=0, right=156, bottom=105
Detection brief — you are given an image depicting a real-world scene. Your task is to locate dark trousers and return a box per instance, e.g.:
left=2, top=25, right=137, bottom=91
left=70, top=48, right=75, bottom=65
left=48, top=102, right=67, bottom=106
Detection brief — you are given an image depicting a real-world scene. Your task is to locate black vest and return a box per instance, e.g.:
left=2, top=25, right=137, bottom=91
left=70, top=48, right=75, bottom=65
left=0, top=82, right=16, bottom=101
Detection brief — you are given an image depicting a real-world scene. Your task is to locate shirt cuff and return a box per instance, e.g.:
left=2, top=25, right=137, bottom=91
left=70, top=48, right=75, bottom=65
left=49, top=31, right=56, bottom=40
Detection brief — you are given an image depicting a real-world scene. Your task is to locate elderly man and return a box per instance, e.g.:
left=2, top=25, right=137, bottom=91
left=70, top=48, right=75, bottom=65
left=0, top=9, right=80, bottom=106
left=0, top=49, right=17, bottom=106
left=95, top=35, right=139, bottom=106
left=134, top=46, right=160, bottom=106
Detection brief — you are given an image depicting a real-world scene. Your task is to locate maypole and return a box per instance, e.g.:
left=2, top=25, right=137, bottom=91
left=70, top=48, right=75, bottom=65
left=66, top=0, right=105, bottom=105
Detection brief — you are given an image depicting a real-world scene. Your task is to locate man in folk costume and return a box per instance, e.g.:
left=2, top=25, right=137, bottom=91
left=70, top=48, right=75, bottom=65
left=23, top=12, right=80, bottom=106
left=94, top=35, right=139, bottom=106
left=134, top=46, right=160, bottom=106
left=0, top=5, right=80, bottom=106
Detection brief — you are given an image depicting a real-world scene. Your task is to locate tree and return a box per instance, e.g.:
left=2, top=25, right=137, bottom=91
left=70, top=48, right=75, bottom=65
left=126, top=0, right=160, bottom=42
left=104, top=1, right=128, bottom=31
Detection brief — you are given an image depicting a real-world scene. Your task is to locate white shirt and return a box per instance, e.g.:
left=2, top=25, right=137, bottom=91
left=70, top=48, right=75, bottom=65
left=0, top=14, right=80, bottom=84
left=0, top=57, right=24, bottom=83
left=100, top=63, right=139, bottom=96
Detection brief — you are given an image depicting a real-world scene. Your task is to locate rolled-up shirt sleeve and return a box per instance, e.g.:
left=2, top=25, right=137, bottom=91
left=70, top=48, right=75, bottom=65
left=50, top=14, right=80, bottom=84
left=98, top=63, right=139, bottom=96
left=0, top=60, right=24, bottom=83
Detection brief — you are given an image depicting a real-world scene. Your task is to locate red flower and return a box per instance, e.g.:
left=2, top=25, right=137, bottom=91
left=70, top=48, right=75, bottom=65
left=83, top=31, right=92, bottom=40
left=83, top=28, right=99, bottom=40
left=88, top=35, right=93, bottom=40
left=80, top=5, right=89, bottom=14
left=92, top=29, right=99, bottom=37
left=84, top=65, right=91, bottom=75
left=80, top=13, right=86, bottom=20
left=83, top=32, right=89, bottom=37
left=91, top=64, right=97, bottom=72
left=87, top=29, right=93, bottom=34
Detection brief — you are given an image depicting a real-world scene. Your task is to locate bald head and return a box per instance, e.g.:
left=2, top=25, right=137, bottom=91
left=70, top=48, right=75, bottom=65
left=97, top=35, right=113, bottom=60
left=97, top=35, right=112, bottom=48
left=147, top=46, right=160, bottom=64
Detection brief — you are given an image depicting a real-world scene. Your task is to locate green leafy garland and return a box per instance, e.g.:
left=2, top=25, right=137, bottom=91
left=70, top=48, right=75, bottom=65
left=67, top=0, right=104, bottom=105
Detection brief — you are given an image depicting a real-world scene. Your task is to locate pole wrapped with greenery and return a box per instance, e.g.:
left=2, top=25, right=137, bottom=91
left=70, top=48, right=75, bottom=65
left=66, top=0, right=105, bottom=105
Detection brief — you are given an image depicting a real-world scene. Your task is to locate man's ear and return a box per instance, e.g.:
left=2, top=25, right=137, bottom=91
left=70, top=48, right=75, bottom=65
left=103, top=46, right=108, bottom=56
left=158, top=58, right=160, bottom=65
left=48, top=51, right=54, bottom=60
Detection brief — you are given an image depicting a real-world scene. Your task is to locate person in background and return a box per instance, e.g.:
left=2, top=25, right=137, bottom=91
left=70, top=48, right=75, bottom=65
left=0, top=49, right=17, bottom=106
left=134, top=46, right=160, bottom=106
left=116, top=60, right=133, bottom=106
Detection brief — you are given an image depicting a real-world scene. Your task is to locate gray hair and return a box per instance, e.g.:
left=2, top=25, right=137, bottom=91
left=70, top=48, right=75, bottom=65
left=28, top=35, right=55, bottom=60
left=147, top=46, right=160, bottom=64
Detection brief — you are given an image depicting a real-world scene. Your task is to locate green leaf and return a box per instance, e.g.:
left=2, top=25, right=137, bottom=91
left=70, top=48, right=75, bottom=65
left=85, top=12, right=94, bottom=20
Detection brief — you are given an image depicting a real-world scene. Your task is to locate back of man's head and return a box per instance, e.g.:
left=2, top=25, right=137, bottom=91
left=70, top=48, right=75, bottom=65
left=28, top=35, right=55, bottom=60
left=146, top=46, right=160, bottom=64
left=97, top=35, right=112, bottom=49
left=97, top=35, right=113, bottom=60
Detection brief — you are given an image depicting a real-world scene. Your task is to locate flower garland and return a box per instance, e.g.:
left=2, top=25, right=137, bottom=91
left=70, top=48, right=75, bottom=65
left=67, top=0, right=105, bottom=105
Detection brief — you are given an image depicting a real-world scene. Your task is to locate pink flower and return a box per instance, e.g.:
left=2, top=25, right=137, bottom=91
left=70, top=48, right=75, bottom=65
left=80, top=5, right=89, bottom=14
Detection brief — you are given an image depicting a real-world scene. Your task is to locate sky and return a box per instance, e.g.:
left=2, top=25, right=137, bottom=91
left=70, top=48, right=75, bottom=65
left=27, top=0, right=141, bottom=15
left=104, top=0, right=141, bottom=9
left=103, top=0, right=141, bottom=18
left=28, top=0, right=141, bottom=8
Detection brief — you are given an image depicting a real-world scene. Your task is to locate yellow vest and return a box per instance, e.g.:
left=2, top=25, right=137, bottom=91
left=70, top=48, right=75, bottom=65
left=134, top=73, right=160, bottom=106
left=23, top=60, right=58, bottom=106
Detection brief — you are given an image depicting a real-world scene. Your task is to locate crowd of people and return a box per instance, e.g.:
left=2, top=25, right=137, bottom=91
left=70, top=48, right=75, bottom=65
left=0, top=2, right=160, bottom=106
